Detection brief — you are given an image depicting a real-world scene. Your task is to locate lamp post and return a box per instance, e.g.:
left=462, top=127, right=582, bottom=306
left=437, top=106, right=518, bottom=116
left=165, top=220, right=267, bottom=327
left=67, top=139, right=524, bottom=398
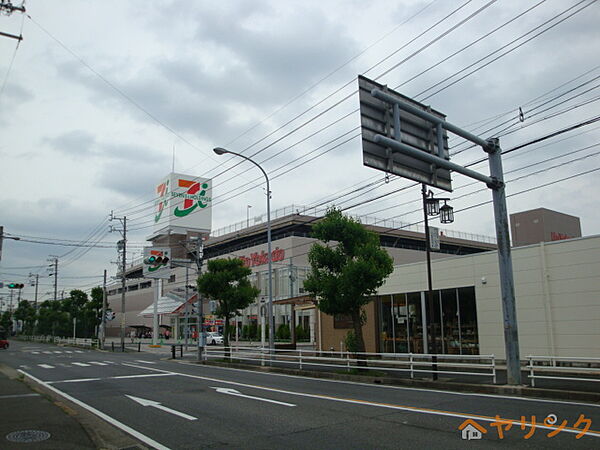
left=247, top=205, right=252, bottom=228
left=213, top=147, right=275, bottom=351
left=422, top=185, right=454, bottom=380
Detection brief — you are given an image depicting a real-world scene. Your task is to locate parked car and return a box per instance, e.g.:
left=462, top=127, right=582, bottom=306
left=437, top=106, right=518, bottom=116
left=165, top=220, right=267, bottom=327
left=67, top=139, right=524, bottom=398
left=206, top=332, right=224, bottom=345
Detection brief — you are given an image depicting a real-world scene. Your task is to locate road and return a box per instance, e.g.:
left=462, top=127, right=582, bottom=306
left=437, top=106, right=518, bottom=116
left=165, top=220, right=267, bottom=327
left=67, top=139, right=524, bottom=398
left=1, top=340, right=599, bottom=449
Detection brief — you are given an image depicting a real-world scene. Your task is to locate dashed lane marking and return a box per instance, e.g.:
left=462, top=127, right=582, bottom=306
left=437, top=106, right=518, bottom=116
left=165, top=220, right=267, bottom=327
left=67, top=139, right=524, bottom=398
left=38, top=364, right=54, bottom=369
left=72, top=362, right=91, bottom=367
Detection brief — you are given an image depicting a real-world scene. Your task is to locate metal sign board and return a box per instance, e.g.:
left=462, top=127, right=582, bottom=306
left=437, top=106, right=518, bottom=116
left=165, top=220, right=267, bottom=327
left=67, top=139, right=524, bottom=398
left=429, top=226, right=440, bottom=251
left=152, top=172, right=212, bottom=238
left=358, top=75, right=452, bottom=191
left=143, top=247, right=172, bottom=279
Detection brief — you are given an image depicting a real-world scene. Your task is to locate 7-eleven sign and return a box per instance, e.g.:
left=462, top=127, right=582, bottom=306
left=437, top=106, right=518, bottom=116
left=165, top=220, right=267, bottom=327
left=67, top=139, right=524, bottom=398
left=153, top=173, right=212, bottom=237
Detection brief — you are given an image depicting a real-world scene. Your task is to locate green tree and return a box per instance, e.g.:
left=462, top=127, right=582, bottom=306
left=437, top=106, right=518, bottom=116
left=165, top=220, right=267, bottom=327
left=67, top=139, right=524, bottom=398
left=13, top=300, right=36, bottom=335
left=197, top=258, right=260, bottom=353
left=303, top=208, right=394, bottom=354
left=0, top=311, right=12, bottom=333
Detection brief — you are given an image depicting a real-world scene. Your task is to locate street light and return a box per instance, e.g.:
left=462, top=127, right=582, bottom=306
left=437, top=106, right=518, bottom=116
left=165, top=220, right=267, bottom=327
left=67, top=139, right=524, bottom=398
left=421, top=186, right=454, bottom=380
left=213, top=147, right=275, bottom=351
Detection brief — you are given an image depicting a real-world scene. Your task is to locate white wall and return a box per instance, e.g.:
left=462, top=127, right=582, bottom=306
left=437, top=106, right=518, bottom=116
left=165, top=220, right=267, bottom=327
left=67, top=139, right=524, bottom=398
left=379, top=235, right=600, bottom=358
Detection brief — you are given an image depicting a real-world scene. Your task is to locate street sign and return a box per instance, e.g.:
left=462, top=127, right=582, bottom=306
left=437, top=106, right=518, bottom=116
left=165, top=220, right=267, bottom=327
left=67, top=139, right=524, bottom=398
left=429, top=226, right=440, bottom=251
left=358, top=75, right=452, bottom=191
left=142, top=247, right=172, bottom=279
left=105, top=309, right=115, bottom=321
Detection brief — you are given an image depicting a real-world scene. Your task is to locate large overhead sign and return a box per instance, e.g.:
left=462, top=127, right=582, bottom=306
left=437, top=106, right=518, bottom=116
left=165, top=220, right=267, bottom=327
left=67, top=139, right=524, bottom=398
left=143, top=247, right=171, bottom=279
left=153, top=172, right=212, bottom=237
left=358, top=75, right=452, bottom=191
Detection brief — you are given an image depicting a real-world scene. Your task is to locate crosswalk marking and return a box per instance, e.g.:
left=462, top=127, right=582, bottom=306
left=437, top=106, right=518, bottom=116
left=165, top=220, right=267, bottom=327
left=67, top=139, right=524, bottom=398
left=75, top=350, right=84, bottom=353
left=72, top=362, right=91, bottom=367
left=134, top=360, right=156, bottom=364
left=31, top=351, right=40, bottom=355
left=43, top=351, right=53, bottom=354
left=53, top=351, right=62, bottom=354
left=38, top=364, right=54, bottom=369
left=89, top=362, right=108, bottom=366
left=65, top=351, right=73, bottom=354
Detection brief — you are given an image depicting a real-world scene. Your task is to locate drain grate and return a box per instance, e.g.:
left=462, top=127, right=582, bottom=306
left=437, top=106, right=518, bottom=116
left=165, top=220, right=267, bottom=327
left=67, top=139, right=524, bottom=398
left=6, top=430, right=51, bottom=443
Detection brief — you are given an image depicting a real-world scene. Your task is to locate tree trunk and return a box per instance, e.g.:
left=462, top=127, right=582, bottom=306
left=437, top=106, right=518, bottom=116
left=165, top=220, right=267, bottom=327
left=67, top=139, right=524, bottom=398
left=350, top=309, right=367, bottom=368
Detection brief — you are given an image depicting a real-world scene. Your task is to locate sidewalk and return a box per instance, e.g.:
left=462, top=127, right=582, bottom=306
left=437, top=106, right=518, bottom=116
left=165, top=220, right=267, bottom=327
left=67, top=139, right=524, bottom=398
left=0, top=364, right=97, bottom=449
left=0, top=363, right=147, bottom=449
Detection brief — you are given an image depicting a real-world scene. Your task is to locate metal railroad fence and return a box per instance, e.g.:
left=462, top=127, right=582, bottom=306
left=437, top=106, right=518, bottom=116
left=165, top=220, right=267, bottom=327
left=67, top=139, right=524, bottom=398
left=203, top=346, right=497, bottom=383
left=527, top=355, right=600, bottom=387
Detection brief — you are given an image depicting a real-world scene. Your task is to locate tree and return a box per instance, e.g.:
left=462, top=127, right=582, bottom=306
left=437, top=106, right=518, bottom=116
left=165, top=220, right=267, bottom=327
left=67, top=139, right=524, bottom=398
left=0, top=311, right=12, bottom=333
left=13, top=300, right=36, bottom=335
left=197, top=258, right=260, bottom=353
left=303, top=208, right=394, bottom=355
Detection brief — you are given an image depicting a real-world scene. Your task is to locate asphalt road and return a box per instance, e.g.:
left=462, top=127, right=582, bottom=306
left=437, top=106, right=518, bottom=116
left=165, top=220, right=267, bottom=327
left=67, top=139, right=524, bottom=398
left=1, top=340, right=599, bottom=449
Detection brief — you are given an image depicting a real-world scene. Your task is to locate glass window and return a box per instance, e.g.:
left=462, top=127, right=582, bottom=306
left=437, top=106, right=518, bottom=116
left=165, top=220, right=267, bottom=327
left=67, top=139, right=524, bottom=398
left=407, top=292, right=423, bottom=354
left=458, top=287, right=479, bottom=355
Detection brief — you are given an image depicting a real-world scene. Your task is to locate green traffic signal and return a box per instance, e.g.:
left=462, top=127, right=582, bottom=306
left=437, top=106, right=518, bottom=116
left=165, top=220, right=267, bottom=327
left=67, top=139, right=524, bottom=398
left=8, top=283, right=24, bottom=289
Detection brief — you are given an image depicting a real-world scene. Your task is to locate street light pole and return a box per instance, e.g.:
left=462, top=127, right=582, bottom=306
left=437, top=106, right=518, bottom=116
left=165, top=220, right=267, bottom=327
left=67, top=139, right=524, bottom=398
left=214, top=147, right=274, bottom=351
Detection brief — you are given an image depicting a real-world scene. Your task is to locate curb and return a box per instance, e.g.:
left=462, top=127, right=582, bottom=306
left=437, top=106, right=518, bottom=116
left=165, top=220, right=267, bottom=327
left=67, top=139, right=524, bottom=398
left=198, top=360, right=600, bottom=404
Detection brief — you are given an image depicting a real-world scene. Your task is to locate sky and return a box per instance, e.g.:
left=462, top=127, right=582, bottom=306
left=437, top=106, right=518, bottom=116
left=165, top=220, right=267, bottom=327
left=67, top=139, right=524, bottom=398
left=1, top=0, right=599, bottom=305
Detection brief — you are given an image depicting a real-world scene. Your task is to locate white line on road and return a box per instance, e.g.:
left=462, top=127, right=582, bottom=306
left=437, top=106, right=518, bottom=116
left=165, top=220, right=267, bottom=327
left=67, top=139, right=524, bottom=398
left=48, top=378, right=102, bottom=384
left=122, top=363, right=600, bottom=438
left=212, top=387, right=295, bottom=407
left=0, top=393, right=40, bottom=399
left=134, top=360, right=156, bottom=364
left=46, top=373, right=177, bottom=384
left=72, top=362, right=91, bottom=367
left=18, top=370, right=170, bottom=450
left=89, top=362, right=108, bottom=366
left=126, top=395, right=197, bottom=421
left=38, top=364, right=54, bottom=369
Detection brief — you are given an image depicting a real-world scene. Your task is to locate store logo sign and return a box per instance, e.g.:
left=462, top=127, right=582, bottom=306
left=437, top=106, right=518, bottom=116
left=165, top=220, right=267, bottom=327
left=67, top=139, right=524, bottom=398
left=173, top=179, right=210, bottom=217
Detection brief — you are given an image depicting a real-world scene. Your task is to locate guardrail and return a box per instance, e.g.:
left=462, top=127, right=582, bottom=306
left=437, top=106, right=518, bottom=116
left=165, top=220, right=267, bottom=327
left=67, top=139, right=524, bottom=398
left=19, top=335, right=99, bottom=349
left=203, top=346, right=497, bottom=383
left=526, top=355, right=600, bottom=387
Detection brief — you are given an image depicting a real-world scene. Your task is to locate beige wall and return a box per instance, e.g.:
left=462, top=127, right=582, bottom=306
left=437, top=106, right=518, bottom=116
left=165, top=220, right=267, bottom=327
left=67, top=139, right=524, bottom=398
left=379, top=235, right=600, bottom=358
left=318, top=302, right=379, bottom=353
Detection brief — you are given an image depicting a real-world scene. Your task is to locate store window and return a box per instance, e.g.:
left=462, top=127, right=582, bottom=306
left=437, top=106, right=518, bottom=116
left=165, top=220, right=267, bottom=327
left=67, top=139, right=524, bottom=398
left=377, top=286, right=478, bottom=355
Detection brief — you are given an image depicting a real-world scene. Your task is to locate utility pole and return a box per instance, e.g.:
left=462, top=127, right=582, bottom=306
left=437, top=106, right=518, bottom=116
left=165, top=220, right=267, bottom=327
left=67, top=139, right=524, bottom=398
left=110, top=212, right=127, bottom=351
left=0, top=1, right=26, bottom=42
left=99, top=269, right=107, bottom=348
left=28, top=273, right=39, bottom=309
left=47, top=256, right=58, bottom=302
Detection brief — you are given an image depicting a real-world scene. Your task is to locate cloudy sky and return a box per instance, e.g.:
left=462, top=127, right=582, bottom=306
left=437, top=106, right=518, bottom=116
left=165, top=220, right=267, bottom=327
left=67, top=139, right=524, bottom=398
left=1, top=0, right=599, bottom=303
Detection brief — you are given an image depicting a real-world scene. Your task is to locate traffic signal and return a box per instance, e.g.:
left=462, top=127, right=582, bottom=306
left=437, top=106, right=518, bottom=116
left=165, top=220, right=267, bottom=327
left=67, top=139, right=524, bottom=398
left=7, top=283, right=24, bottom=289
left=143, top=254, right=170, bottom=272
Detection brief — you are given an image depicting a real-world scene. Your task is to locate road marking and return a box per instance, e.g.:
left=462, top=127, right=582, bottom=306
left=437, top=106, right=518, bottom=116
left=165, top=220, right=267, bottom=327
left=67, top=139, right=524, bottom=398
left=19, top=365, right=31, bottom=370
left=42, top=351, right=53, bottom=354
left=31, top=351, right=40, bottom=354
left=72, top=362, right=91, bottom=367
left=53, top=351, right=62, bottom=354
left=134, top=360, right=156, bottom=364
left=48, top=378, right=102, bottom=384
left=111, top=373, right=176, bottom=380
left=38, top=364, right=54, bottom=369
left=212, top=387, right=295, bottom=407
left=89, top=361, right=108, bottom=366
left=65, top=351, right=73, bottom=354
left=125, top=395, right=197, bottom=421
left=180, top=361, right=600, bottom=409
left=18, top=370, right=169, bottom=450
left=75, top=350, right=84, bottom=353
left=123, top=363, right=600, bottom=438
left=0, top=393, right=40, bottom=399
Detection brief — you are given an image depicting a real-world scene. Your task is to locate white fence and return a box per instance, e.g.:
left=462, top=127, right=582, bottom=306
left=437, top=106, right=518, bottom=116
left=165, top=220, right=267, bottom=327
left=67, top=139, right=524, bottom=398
left=204, top=346, right=497, bottom=383
left=20, top=335, right=99, bottom=349
left=527, top=355, right=600, bottom=387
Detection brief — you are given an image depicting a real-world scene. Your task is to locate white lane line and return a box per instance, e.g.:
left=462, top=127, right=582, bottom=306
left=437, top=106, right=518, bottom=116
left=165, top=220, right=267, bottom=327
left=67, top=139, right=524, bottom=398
left=111, top=373, right=176, bottom=380
left=122, top=363, right=600, bottom=438
left=72, top=362, right=91, bottom=367
left=18, top=370, right=169, bottom=450
left=38, top=364, right=55, bottom=369
left=48, top=378, right=102, bottom=384
left=42, top=351, right=53, bottom=354
left=53, top=351, right=62, bottom=354
left=45, top=373, right=177, bottom=384
left=103, top=361, right=117, bottom=364
left=0, top=393, right=40, bottom=399
left=89, top=362, right=108, bottom=366
left=134, top=360, right=156, bottom=364
left=65, top=351, right=73, bottom=354
left=31, top=351, right=40, bottom=354
left=75, top=350, right=84, bottom=353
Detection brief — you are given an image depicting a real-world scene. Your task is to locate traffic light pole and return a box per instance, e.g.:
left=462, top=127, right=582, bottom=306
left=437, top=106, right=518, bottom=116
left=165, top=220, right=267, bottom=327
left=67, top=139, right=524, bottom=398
left=100, top=269, right=107, bottom=348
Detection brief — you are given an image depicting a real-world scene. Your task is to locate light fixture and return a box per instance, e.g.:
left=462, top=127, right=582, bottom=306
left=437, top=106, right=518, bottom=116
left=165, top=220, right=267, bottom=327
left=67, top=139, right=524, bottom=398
left=439, top=200, right=454, bottom=224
